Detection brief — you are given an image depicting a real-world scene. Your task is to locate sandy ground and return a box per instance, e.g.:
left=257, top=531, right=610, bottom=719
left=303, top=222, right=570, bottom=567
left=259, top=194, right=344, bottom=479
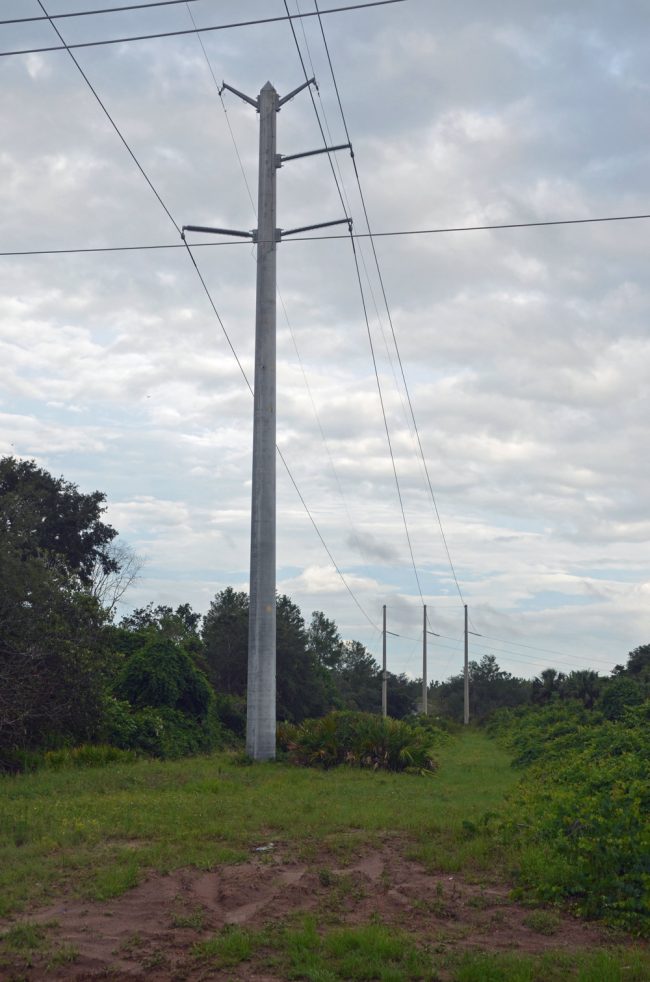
left=0, top=839, right=625, bottom=980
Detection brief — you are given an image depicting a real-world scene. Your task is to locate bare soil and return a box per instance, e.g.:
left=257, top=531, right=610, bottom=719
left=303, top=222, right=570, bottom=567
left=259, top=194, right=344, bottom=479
left=0, top=839, right=626, bottom=980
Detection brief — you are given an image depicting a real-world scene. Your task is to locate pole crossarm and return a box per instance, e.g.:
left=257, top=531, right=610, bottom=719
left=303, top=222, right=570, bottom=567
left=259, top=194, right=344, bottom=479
left=282, top=217, right=352, bottom=238
left=278, top=77, right=317, bottom=106
left=181, top=224, right=254, bottom=239
left=281, top=143, right=352, bottom=163
left=218, top=82, right=258, bottom=109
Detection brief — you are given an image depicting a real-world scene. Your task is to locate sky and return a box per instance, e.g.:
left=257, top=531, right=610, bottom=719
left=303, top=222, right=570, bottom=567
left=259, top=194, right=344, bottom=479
left=1, top=0, right=649, bottom=682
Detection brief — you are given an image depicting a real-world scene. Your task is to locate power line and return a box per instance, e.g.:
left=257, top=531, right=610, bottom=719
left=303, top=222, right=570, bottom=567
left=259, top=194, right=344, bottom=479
left=36, top=0, right=180, bottom=235
left=33, top=0, right=381, bottom=636
left=283, top=0, right=427, bottom=607
left=313, top=0, right=462, bottom=608
left=0, top=1, right=406, bottom=57
left=1, top=0, right=203, bottom=25
left=4, top=210, right=650, bottom=258
left=467, top=631, right=620, bottom=665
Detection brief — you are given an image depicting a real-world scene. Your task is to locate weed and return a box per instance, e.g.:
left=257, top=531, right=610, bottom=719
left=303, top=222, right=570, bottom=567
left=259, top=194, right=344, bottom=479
left=1, top=923, right=46, bottom=954
left=193, top=925, right=262, bottom=966
left=523, top=909, right=561, bottom=935
left=46, top=943, right=79, bottom=968
left=171, top=908, right=206, bottom=930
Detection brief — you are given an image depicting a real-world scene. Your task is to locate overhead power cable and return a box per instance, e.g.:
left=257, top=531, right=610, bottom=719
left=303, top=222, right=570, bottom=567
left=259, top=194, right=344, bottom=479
left=1, top=0, right=203, bottom=24
left=33, top=0, right=380, bottom=635
left=35, top=0, right=180, bottom=234
left=283, top=0, right=427, bottom=606
left=0, top=1, right=406, bottom=57
left=313, top=0, right=466, bottom=606
left=4, top=211, right=650, bottom=258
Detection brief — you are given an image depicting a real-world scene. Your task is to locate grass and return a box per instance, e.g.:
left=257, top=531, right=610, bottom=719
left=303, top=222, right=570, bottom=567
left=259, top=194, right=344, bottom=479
left=1, top=730, right=649, bottom=978
left=451, top=949, right=650, bottom=981
left=0, top=730, right=515, bottom=915
left=193, top=917, right=438, bottom=980
left=190, top=918, right=650, bottom=982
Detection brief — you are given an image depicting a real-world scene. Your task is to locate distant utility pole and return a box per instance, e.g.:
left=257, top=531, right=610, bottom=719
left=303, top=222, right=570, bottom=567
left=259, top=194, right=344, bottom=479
left=422, top=604, right=427, bottom=716
left=382, top=604, right=388, bottom=718
left=463, top=604, right=469, bottom=725
left=182, top=80, right=351, bottom=761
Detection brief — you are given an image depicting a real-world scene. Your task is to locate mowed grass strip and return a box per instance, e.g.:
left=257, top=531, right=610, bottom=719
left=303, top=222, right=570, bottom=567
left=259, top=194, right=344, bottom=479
left=192, top=918, right=650, bottom=982
left=0, top=730, right=515, bottom=915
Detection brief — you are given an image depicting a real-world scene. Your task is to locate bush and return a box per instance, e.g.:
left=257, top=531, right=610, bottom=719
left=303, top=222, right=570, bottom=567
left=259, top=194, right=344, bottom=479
left=100, top=695, right=223, bottom=759
left=115, top=638, right=213, bottom=716
left=277, top=711, right=438, bottom=773
left=494, top=701, right=650, bottom=933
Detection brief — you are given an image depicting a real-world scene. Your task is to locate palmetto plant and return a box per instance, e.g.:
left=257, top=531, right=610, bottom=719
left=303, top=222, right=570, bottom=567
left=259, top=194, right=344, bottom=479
left=277, top=711, right=438, bottom=773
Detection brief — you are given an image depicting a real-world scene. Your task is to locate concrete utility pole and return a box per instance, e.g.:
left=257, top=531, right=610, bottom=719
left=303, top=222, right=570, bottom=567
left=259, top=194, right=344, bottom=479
left=422, top=604, right=428, bottom=716
left=382, top=604, right=388, bottom=718
left=463, top=604, right=469, bottom=725
left=182, top=79, right=351, bottom=761
left=247, top=82, right=279, bottom=762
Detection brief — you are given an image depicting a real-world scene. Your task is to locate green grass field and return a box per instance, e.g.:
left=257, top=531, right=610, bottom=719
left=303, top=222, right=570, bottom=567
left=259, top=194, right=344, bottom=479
left=1, top=730, right=648, bottom=980
left=0, top=731, right=514, bottom=916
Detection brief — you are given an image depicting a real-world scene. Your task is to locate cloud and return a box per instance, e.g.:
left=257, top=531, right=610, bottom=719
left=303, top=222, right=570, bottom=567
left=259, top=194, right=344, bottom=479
left=1, top=0, right=649, bottom=678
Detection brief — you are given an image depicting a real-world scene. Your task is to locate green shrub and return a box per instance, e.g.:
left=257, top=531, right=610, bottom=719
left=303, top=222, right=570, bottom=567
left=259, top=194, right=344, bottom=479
left=495, top=701, right=650, bottom=933
left=115, top=638, right=212, bottom=716
left=100, top=695, right=223, bottom=759
left=277, top=711, right=438, bottom=773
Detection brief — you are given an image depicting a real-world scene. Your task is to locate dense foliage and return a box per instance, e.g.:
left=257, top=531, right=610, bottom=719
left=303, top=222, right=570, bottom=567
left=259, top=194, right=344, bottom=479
left=490, top=699, right=650, bottom=934
left=277, top=711, right=441, bottom=772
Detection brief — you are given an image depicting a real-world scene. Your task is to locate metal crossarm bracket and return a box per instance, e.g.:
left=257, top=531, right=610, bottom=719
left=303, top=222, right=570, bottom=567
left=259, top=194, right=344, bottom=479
left=181, top=225, right=254, bottom=240
left=218, top=82, right=258, bottom=110
left=278, top=77, right=316, bottom=107
left=281, top=143, right=352, bottom=164
left=281, top=217, right=352, bottom=238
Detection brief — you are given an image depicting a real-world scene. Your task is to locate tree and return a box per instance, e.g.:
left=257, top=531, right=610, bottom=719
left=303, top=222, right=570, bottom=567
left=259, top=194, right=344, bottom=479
left=115, top=638, right=212, bottom=717
left=202, top=588, right=249, bottom=696
left=624, top=644, right=650, bottom=681
left=307, top=611, right=345, bottom=670
left=276, top=594, right=331, bottom=721
left=0, top=456, right=118, bottom=585
left=89, top=540, right=143, bottom=616
left=560, top=669, right=602, bottom=709
left=202, top=589, right=332, bottom=722
left=431, top=655, right=529, bottom=722
left=531, top=668, right=566, bottom=705
left=334, top=640, right=381, bottom=713
left=0, top=531, right=110, bottom=760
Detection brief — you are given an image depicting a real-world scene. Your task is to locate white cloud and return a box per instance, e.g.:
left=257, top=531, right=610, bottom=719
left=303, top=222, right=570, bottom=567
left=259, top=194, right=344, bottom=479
left=1, top=0, right=649, bottom=677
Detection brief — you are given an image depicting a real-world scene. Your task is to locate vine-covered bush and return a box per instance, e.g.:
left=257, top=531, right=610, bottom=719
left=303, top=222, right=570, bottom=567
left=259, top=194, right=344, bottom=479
left=107, top=638, right=224, bottom=758
left=277, top=711, right=439, bottom=773
left=493, top=701, right=650, bottom=934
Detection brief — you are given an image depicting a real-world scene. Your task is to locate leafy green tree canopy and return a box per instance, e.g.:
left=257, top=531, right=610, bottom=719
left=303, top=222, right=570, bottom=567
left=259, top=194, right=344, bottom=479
left=0, top=456, right=117, bottom=585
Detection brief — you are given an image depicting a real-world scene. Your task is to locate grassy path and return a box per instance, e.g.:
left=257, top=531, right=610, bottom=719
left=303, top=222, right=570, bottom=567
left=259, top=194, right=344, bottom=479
left=1, top=731, right=648, bottom=980
left=0, top=730, right=515, bottom=917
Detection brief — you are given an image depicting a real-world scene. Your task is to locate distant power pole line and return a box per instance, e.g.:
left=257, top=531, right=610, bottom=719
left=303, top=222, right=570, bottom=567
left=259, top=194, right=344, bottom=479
left=382, top=604, right=388, bottom=718
left=182, top=79, right=350, bottom=761
left=464, top=604, right=469, bottom=725
left=422, top=604, right=427, bottom=715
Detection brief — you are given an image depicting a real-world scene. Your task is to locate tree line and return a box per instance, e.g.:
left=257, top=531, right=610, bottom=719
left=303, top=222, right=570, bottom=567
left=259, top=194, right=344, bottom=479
left=1, top=456, right=648, bottom=768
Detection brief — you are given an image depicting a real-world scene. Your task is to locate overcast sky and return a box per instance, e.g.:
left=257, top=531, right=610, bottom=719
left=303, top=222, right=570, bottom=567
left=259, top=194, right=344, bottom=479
left=2, top=0, right=649, bottom=681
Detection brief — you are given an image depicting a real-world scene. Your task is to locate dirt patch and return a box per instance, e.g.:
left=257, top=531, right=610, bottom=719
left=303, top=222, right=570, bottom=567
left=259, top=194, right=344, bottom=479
left=0, top=841, right=625, bottom=980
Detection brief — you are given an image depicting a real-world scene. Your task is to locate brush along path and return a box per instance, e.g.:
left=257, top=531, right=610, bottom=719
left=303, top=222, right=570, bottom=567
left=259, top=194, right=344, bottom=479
left=1, top=731, right=647, bottom=980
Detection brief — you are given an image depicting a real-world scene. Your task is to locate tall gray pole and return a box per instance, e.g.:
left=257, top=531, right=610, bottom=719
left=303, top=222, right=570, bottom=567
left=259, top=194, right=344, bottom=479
left=247, top=82, right=278, bottom=761
left=422, top=604, right=428, bottom=716
left=382, top=604, right=387, bottom=718
left=463, top=604, right=469, bottom=725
